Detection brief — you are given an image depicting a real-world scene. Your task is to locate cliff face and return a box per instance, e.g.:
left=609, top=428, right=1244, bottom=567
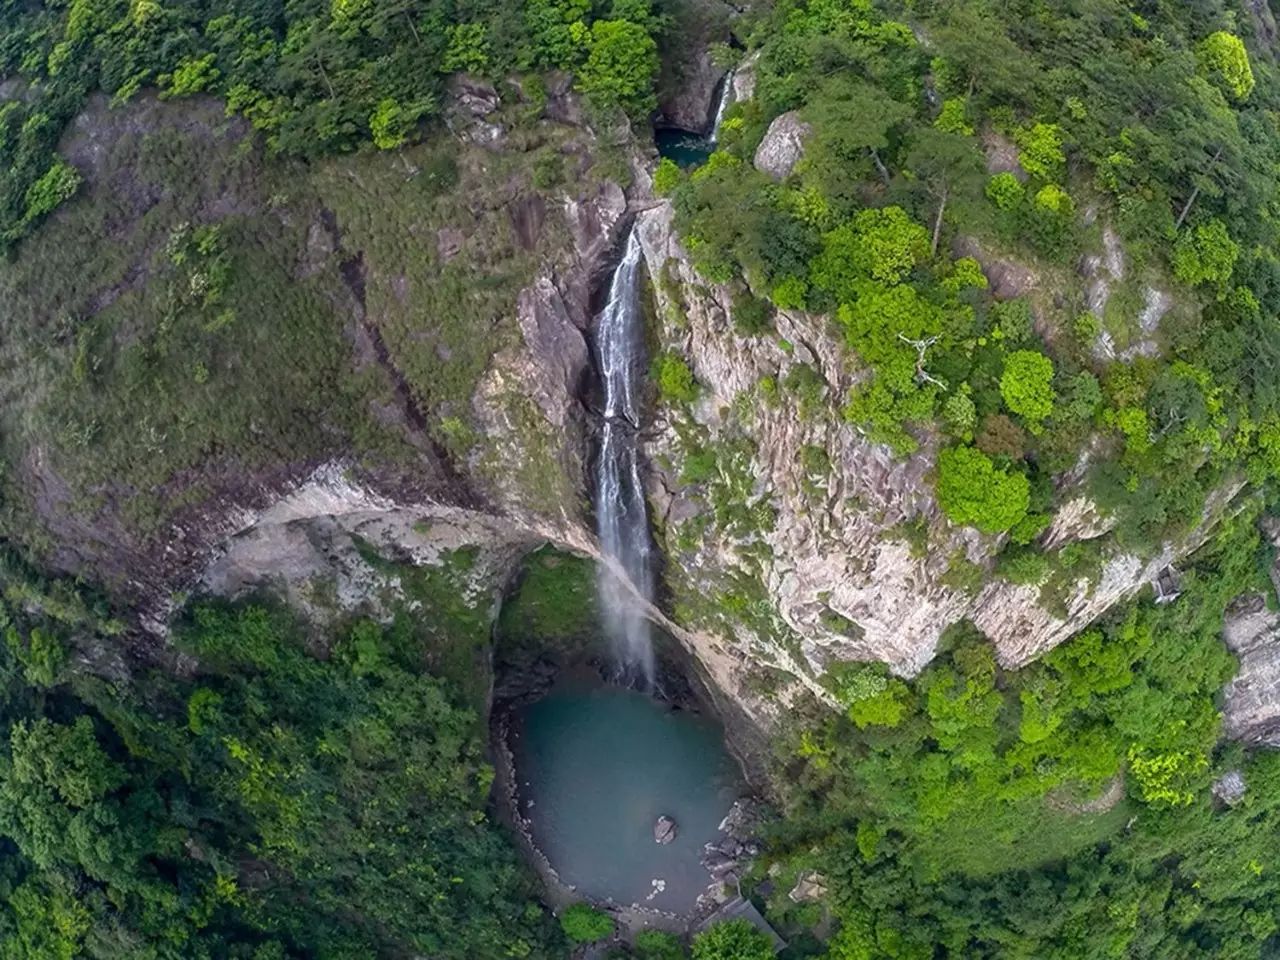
left=632, top=202, right=1246, bottom=684
left=7, top=72, right=1262, bottom=733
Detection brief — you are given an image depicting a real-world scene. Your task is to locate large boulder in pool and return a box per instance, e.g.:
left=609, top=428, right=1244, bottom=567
left=754, top=111, right=811, bottom=180
left=654, top=815, right=678, bottom=845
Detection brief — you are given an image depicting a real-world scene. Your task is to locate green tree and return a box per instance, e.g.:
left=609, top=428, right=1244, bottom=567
left=442, top=22, right=492, bottom=74
left=691, top=920, right=774, bottom=960
left=559, top=903, right=613, bottom=943
left=524, top=0, right=591, bottom=69
left=634, top=929, right=686, bottom=960
left=1000, top=350, right=1055, bottom=425
left=576, top=19, right=658, bottom=115
left=1013, top=121, right=1065, bottom=180
left=903, top=127, right=986, bottom=255
left=1197, top=31, right=1254, bottom=101
left=1172, top=218, right=1239, bottom=292
left=803, top=77, right=912, bottom=199
left=162, top=53, right=220, bottom=97
left=936, top=445, right=1029, bottom=534
left=812, top=206, right=929, bottom=300
left=985, top=172, right=1024, bottom=211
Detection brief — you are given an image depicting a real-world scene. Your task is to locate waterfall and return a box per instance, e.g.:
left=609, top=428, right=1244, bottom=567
left=594, top=228, right=656, bottom=687
left=708, top=69, right=735, bottom=144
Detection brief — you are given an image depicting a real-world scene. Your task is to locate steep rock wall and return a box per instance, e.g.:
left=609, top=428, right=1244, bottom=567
left=633, top=201, right=1245, bottom=680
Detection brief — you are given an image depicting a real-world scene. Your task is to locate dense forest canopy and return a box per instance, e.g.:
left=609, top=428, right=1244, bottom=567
left=0, top=548, right=570, bottom=958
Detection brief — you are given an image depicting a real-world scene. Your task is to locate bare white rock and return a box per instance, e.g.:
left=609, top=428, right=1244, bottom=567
left=754, top=111, right=811, bottom=180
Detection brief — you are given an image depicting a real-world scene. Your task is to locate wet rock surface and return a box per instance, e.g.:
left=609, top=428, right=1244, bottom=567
left=697, top=798, right=764, bottom=907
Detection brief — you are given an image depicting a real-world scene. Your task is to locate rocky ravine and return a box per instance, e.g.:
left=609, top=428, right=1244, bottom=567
left=198, top=187, right=1251, bottom=734
left=35, top=75, right=1258, bottom=735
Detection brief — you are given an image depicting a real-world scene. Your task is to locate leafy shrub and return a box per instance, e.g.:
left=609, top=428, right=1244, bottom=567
left=1172, top=218, right=1239, bottom=292
left=442, top=22, right=491, bottom=73
left=1028, top=184, right=1075, bottom=255
left=1000, top=350, right=1055, bottom=425
left=560, top=903, right=614, bottom=943
left=653, top=157, right=681, bottom=196
left=653, top=352, right=698, bottom=404
left=998, top=548, right=1051, bottom=586
left=771, top=275, right=809, bottom=309
left=942, top=391, right=977, bottom=441
left=1013, top=122, right=1065, bottom=180
left=934, top=97, right=973, bottom=135
left=1197, top=31, right=1255, bottom=101
left=985, top=172, right=1024, bottom=211
left=680, top=447, right=718, bottom=484
left=5, top=626, right=66, bottom=687
left=691, top=920, right=774, bottom=960
left=732, top=289, right=774, bottom=335
left=936, top=445, right=1030, bottom=534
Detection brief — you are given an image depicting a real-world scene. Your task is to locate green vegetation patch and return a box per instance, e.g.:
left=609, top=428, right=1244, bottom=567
left=496, top=546, right=600, bottom=650
left=0, top=571, right=562, bottom=958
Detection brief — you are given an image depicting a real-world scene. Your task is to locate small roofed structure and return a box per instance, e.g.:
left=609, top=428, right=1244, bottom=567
left=695, top=896, right=786, bottom=954
left=1153, top=564, right=1183, bottom=604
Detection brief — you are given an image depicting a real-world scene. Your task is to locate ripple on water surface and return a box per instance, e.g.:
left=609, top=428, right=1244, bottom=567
left=511, top=676, right=743, bottom=914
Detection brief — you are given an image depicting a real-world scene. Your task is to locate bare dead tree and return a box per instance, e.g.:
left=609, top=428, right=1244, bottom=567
left=869, top=147, right=891, bottom=185
left=897, top=333, right=947, bottom=389
left=930, top=185, right=948, bottom=257
left=1175, top=145, right=1225, bottom=230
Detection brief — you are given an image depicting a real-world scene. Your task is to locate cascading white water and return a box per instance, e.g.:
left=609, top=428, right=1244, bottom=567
left=594, top=229, right=656, bottom=687
left=708, top=69, right=735, bottom=144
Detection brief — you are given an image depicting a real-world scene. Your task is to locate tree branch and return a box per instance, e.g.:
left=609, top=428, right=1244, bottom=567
left=897, top=333, right=947, bottom=389
left=931, top=186, right=948, bottom=258
left=869, top=147, right=891, bottom=185
left=1175, top=145, right=1224, bottom=230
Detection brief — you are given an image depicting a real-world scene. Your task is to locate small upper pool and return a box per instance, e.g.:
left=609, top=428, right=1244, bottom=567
left=655, top=128, right=713, bottom=169
left=510, top=674, right=744, bottom=914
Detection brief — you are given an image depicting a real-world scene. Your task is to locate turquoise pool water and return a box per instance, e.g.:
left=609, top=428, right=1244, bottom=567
left=511, top=676, right=743, bottom=913
left=655, top=128, right=713, bottom=168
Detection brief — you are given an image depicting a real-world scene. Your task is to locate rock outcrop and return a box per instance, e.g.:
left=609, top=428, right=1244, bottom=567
left=754, top=112, right=810, bottom=180
left=654, top=815, right=678, bottom=844
left=732, top=51, right=760, bottom=103
left=657, top=46, right=727, bottom=134
left=1223, top=591, right=1280, bottom=744
left=654, top=5, right=734, bottom=133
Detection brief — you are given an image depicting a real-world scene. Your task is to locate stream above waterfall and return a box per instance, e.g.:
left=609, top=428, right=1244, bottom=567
left=508, top=671, right=745, bottom=914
